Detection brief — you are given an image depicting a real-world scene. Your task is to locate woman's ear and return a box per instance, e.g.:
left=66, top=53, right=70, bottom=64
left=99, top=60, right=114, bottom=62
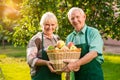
left=41, top=25, right=44, bottom=31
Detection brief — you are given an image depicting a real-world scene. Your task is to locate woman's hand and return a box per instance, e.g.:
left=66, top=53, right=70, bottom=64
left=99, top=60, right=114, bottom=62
left=62, top=60, right=80, bottom=72
left=46, top=61, right=56, bottom=73
left=36, top=59, right=56, bottom=73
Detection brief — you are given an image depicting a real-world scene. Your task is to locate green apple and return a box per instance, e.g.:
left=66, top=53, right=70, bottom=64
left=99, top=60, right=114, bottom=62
left=47, top=45, right=55, bottom=50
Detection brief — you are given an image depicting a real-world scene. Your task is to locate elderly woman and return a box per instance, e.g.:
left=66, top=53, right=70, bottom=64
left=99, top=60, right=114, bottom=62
left=27, top=12, right=61, bottom=80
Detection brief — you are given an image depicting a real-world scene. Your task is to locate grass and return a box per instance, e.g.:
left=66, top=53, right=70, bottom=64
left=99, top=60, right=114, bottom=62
left=102, top=54, right=120, bottom=80
left=0, top=45, right=31, bottom=80
left=0, top=45, right=120, bottom=80
left=0, top=45, right=26, bottom=58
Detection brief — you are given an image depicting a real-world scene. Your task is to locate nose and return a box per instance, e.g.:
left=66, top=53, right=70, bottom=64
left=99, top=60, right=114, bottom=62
left=48, top=25, right=53, bottom=30
left=49, top=25, right=52, bottom=28
left=73, top=17, right=78, bottom=22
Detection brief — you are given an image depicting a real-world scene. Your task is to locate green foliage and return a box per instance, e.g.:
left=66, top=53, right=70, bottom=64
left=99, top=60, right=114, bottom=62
left=0, top=24, right=9, bottom=40
left=6, top=0, right=120, bottom=46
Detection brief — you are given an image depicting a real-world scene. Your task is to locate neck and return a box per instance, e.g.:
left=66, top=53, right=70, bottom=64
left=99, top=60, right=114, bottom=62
left=75, top=25, right=84, bottom=32
left=44, top=33, right=53, bottom=39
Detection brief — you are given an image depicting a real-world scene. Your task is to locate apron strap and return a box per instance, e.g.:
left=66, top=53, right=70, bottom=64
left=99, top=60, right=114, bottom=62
left=85, top=27, right=88, bottom=45
left=42, top=32, right=44, bottom=54
left=71, top=27, right=89, bottom=45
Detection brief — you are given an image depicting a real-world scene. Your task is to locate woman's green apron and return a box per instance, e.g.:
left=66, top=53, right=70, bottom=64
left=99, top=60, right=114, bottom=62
left=32, top=33, right=61, bottom=80
left=71, top=27, right=104, bottom=80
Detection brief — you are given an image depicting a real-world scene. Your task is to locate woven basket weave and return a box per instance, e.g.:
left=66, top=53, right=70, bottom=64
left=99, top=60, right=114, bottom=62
left=47, top=49, right=81, bottom=71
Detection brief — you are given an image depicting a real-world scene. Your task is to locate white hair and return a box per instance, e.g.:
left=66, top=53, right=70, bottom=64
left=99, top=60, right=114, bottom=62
left=68, top=7, right=85, bottom=20
left=40, top=12, right=58, bottom=30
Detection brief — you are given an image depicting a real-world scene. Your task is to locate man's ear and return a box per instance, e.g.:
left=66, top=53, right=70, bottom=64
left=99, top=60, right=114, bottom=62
left=84, top=14, right=86, bottom=20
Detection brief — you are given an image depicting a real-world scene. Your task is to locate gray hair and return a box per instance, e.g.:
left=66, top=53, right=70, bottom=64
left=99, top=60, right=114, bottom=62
left=68, top=7, right=85, bottom=20
left=40, top=12, right=58, bottom=29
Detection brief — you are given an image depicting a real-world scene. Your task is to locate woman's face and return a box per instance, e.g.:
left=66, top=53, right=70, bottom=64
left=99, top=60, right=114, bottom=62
left=43, top=20, right=57, bottom=36
left=69, top=10, right=86, bottom=32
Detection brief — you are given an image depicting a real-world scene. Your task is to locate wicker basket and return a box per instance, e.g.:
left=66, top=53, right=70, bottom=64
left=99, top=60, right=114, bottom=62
left=46, top=49, right=81, bottom=71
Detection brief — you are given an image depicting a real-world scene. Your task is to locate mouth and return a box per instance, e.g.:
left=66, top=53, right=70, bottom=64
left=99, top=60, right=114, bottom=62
left=73, top=23, right=79, bottom=27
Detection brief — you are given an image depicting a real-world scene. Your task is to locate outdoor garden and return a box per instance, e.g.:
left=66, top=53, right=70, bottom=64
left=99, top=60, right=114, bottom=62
left=0, top=0, right=120, bottom=80
left=0, top=45, right=120, bottom=80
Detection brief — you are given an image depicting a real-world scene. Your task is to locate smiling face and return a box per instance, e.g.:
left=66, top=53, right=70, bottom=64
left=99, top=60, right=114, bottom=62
left=68, top=8, right=86, bottom=32
left=40, top=12, right=58, bottom=37
left=43, top=18, right=57, bottom=36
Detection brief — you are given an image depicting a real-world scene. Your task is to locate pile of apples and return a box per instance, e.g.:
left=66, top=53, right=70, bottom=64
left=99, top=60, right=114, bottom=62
left=47, top=40, right=78, bottom=51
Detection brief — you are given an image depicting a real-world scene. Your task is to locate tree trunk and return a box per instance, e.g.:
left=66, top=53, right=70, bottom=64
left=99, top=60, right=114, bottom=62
left=2, top=39, right=5, bottom=49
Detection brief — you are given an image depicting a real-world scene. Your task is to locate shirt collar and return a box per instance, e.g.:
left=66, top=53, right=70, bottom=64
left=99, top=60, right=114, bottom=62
left=44, top=33, right=54, bottom=39
left=73, top=24, right=87, bottom=35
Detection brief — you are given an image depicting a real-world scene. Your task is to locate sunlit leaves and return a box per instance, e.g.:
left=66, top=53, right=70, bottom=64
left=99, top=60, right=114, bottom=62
left=10, top=0, right=120, bottom=46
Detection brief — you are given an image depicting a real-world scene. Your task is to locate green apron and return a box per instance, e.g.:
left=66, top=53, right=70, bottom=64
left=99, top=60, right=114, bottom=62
left=32, top=33, right=61, bottom=80
left=72, top=28, right=104, bottom=80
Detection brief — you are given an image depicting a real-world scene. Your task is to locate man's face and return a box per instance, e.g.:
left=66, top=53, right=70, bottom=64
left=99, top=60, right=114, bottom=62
left=69, top=10, right=86, bottom=32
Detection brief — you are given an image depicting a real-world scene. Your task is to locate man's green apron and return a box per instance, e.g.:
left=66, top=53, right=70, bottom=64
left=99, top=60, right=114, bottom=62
left=32, top=33, right=61, bottom=80
left=71, top=27, right=104, bottom=80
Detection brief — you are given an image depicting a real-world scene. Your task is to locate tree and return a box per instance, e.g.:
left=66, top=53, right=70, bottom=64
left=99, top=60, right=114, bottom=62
left=0, top=0, right=21, bottom=47
left=0, top=24, right=9, bottom=49
left=8, top=0, right=120, bottom=46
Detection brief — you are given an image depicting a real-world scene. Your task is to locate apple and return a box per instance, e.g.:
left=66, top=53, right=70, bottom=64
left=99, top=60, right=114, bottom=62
left=61, top=46, right=69, bottom=50
left=47, top=45, right=55, bottom=50
left=56, top=40, right=65, bottom=49
left=55, top=47, right=59, bottom=50
left=67, top=42, right=74, bottom=48
left=70, top=45, right=77, bottom=50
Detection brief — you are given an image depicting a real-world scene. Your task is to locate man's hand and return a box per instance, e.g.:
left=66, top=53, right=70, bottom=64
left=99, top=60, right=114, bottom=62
left=62, top=60, right=80, bottom=72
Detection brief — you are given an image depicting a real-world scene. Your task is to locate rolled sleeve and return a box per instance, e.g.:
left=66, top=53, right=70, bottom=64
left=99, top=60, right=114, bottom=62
left=88, top=29, right=104, bottom=63
left=89, top=29, right=104, bottom=54
left=27, top=47, right=38, bottom=68
left=31, top=58, right=39, bottom=68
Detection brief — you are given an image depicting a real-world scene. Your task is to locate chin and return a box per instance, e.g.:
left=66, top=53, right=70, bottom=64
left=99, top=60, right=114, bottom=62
left=48, top=31, right=53, bottom=34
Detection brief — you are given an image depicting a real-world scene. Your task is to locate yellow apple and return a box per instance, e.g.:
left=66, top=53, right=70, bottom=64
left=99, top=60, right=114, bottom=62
left=55, top=47, right=59, bottom=50
left=70, top=45, right=77, bottom=50
left=56, top=40, right=65, bottom=49
left=61, top=46, right=69, bottom=50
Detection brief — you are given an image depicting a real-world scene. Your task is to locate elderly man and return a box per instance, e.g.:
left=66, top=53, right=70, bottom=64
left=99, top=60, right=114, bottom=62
left=63, top=7, right=104, bottom=80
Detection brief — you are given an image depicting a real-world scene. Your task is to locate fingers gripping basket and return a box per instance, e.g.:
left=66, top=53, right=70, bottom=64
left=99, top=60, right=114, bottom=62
left=46, top=49, right=81, bottom=71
